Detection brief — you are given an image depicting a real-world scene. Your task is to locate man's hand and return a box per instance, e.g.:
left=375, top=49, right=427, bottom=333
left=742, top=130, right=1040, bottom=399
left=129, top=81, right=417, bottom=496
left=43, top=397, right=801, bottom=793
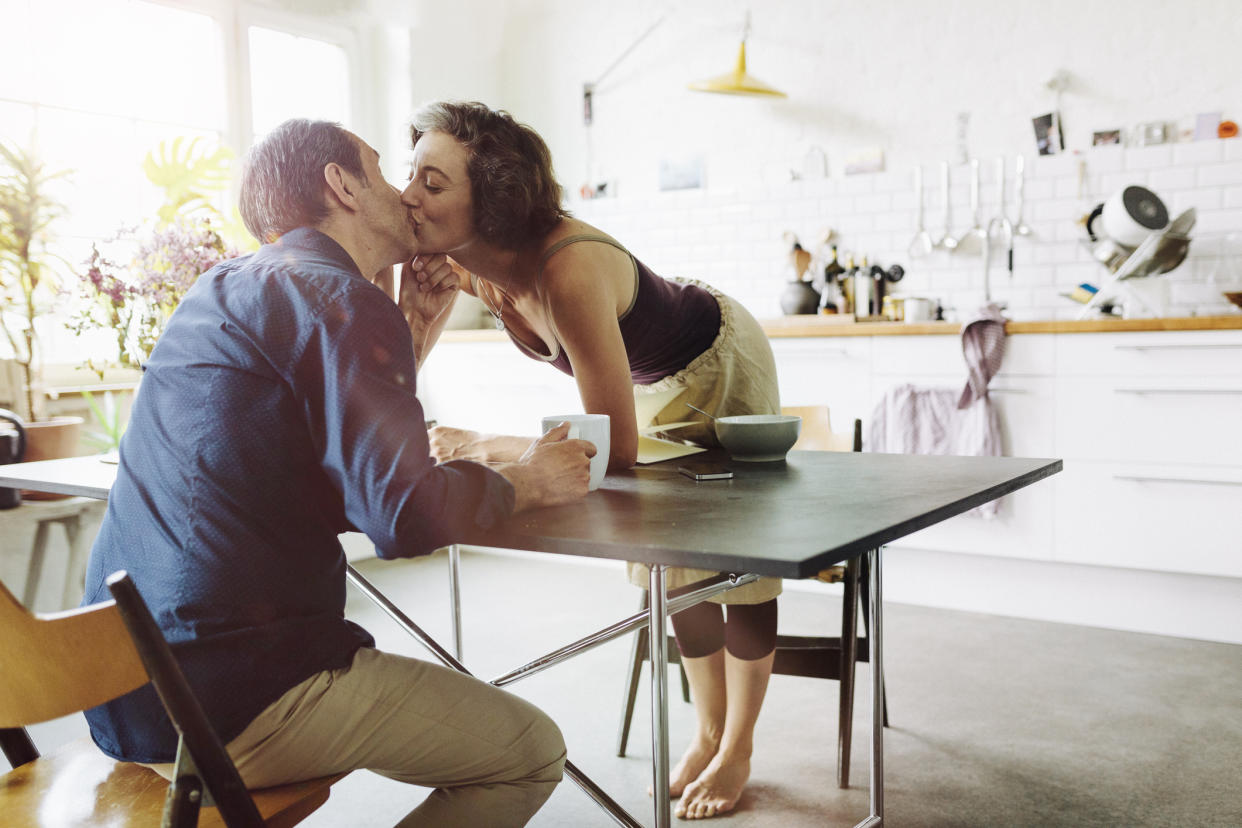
left=495, top=423, right=595, bottom=512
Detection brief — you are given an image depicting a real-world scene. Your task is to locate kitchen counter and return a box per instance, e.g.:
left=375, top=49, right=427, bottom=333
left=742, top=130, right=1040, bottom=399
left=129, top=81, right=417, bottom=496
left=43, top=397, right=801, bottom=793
left=760, top=314, right=1242, bottom=337
left=438, top=314, right=1242, bottom=343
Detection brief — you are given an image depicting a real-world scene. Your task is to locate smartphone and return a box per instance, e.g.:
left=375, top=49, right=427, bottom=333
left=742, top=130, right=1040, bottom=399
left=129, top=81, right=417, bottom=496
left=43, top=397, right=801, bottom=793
left=678, top=462, right=734, bottom=481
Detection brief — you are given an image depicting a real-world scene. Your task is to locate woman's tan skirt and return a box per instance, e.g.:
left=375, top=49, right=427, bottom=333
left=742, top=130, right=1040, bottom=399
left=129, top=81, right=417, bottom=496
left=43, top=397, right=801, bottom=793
left=626, top=282, right=782, bottom=605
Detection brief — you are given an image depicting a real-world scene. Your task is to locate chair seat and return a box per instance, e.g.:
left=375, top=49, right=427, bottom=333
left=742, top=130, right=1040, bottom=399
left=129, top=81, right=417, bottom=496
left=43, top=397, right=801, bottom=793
left=0, top=737, right=343, bottom=828
left=814, top=565, right=847, bottom=584
left=772, top=633, right=872, bottom=680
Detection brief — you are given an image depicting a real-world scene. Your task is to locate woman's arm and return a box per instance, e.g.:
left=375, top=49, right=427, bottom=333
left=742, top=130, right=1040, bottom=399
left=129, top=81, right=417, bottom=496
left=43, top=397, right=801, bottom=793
left=428, top=425, right=531, bottom=465
left=399, top=256, right=473, bottom=369
left=540, top=245, right=640, bottom=470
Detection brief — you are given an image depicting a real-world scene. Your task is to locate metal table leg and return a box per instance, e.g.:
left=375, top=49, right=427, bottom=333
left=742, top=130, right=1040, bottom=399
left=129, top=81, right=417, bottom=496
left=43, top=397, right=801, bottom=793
left=853, top=546, right=885, bottom=828
left=447, top=545, right=463, bottom=660
left=347, top=564, right=644, bottom=828
left=348, top=563, right=758, bottom=828
left=649, top=563, right=671, bottom=828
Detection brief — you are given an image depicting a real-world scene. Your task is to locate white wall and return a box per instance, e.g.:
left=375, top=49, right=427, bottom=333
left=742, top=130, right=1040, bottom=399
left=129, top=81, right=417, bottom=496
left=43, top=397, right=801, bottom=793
left=500, top=0, right=1242, bottom=193
left=483, top=0, right=1242, bottom=321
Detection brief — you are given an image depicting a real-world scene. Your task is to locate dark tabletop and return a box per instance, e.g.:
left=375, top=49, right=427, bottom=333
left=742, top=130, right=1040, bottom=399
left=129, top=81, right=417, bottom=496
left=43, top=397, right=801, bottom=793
left=0, top=451, right=1062, bottom=579
left=468, top=450, right=1062, bottom=579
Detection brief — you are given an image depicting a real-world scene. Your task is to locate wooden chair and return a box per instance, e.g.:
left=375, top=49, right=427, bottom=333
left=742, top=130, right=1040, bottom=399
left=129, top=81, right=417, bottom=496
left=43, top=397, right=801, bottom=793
left=615, top=406, right=887, bottom=789
left=0, top=571, right=345, bottom=827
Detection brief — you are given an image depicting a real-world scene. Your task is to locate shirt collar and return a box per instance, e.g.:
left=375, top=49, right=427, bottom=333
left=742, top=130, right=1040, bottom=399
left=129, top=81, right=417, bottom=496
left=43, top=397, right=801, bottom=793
left=266, top=227, right=364, bottom=279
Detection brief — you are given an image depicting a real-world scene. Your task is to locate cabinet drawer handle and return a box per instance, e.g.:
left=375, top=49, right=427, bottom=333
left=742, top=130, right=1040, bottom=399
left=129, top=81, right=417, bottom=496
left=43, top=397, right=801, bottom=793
left=1114, top=343, right=1242, bottom=351
left=1114, top=475, right=1242, bottom=487
left=1114, top=388, right=1242, bottom=395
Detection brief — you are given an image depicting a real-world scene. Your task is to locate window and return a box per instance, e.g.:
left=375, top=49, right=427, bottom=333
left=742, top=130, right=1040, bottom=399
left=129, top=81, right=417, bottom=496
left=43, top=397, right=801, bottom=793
left=249, top=26, right=351, bottom=137
left=0, top=0, right=360, bottom=367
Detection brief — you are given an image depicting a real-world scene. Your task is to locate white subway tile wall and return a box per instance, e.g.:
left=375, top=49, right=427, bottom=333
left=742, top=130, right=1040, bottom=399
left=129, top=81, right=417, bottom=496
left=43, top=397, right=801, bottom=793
left=573, top=142, right=1242, bottom=323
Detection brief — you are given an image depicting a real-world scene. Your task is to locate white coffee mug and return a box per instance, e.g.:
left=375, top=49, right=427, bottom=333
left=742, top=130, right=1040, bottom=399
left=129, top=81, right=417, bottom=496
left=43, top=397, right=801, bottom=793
left=541, top=414, right=610, bottom=491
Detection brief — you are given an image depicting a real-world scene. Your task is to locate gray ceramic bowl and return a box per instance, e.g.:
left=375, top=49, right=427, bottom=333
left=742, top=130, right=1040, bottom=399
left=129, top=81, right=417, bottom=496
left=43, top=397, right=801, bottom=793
left=715, top=414, right=802, bottom=462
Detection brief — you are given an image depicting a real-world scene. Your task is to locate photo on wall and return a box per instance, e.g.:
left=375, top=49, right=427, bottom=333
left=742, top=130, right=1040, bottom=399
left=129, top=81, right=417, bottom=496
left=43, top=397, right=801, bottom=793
left=658, top=156, right=705, bottom=191
left=1092, top=129, right=1122, bottom=146
left=1032, top=112, right=1064, bottom=155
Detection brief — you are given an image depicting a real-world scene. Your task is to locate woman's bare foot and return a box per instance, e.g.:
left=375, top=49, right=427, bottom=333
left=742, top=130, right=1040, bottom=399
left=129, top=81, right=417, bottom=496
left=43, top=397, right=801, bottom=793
left=649, top=733, right=719, bottom=798
left=674, top=751, right=750, bottom=820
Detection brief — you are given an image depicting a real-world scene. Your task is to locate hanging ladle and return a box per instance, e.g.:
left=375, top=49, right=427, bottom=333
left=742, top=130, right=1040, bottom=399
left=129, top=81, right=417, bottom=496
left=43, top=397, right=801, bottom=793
left=954, top=158, right=987, bottom=255
left=934, top=160, right=958, bottom=251
left=1013, top=155, right=1034, bottom=237
left=908, top=166, right=933, bottom=258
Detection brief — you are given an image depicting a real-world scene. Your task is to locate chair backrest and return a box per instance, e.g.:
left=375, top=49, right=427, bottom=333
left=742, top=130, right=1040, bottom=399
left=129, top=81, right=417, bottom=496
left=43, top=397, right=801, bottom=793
left=0, top=579, right=148, bottom=728
left=1, top=572, right=266, bottom=827
left=783, top=405, right=861, bottom=453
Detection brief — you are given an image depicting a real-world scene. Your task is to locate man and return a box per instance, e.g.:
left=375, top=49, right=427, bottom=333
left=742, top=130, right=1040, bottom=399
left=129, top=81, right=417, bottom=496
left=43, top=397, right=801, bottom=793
left=82, top=118, right=594, bottom=827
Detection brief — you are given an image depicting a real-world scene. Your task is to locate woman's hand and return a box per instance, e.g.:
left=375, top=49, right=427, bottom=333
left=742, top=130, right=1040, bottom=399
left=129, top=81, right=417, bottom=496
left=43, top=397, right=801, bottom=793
left=429, top=425, right=549, bottom=466
left=398, top=254, right=459, bottom=330
left=428, top=425, right=481, bottom=462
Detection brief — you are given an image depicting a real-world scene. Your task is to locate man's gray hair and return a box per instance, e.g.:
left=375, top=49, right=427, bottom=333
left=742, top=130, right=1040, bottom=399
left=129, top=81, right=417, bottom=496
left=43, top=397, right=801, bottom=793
left=239, top=119, right=368, bottom=244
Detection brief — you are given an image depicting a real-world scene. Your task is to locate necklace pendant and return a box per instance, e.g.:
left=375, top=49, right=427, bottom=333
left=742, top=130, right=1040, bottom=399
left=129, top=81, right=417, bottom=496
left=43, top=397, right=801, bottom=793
left=493, top=315, right=505, bottom=331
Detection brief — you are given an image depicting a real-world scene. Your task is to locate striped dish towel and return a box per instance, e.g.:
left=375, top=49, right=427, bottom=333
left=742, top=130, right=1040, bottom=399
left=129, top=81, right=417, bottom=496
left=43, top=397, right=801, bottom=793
left=958, top=302, right=1007, bottom=409
left=867, top=384, right=1004, bottom=518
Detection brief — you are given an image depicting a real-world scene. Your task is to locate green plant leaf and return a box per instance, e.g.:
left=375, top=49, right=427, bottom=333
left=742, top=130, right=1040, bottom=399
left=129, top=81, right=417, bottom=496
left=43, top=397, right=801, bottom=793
left=80, top=389, right=125, bottom=451
left=142, top=136, right=234, bottom=224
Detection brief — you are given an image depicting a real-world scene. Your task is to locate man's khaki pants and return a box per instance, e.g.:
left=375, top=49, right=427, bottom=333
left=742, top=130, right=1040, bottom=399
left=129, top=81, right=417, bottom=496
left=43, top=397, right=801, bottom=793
left=148, top=647, right=566, bottom=827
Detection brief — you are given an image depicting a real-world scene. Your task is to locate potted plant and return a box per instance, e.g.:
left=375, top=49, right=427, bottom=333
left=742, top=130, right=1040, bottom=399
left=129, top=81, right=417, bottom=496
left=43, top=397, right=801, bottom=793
left=69, top=136, right=247, bottom=451
left=0, top=139, right=84, bottom=468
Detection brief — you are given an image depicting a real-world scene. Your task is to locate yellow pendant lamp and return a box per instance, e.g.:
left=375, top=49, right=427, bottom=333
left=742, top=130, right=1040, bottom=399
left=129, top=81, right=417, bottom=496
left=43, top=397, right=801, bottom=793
left=688, top=11, right=787, bottom=99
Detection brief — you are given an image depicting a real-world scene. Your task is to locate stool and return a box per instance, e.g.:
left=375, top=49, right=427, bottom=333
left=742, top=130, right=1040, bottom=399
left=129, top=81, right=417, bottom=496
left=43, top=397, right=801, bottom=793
left=0, top=497, right=105, bottom=610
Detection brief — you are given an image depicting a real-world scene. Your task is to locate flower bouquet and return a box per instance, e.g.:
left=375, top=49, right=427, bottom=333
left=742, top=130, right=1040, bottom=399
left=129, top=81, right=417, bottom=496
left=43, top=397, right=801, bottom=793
left=74, top=216, right=239, bottom=376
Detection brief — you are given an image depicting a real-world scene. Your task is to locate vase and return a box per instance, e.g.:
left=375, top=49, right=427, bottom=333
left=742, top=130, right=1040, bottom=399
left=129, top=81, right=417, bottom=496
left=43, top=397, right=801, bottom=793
left=21, top=416, right=85, bottom=501
left=780, top=280, right=821, bottom=316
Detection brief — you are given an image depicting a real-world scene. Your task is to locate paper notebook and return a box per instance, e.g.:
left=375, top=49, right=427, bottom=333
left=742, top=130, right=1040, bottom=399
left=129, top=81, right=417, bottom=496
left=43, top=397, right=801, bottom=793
left=633, top=387, right=707, bottom=464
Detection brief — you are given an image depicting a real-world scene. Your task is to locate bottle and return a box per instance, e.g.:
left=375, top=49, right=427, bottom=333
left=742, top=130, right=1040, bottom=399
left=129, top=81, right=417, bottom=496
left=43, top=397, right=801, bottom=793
left=853, top=256, right=873, bottom=320
left=823, top=245, right=845, bottom=284
left=818, top=245, right=844, bottom=314
left=840, top=253, right=856, bottom=316
left=870, top=262, right=886, bottom=315
left=817, top=278, right=839, bottom=314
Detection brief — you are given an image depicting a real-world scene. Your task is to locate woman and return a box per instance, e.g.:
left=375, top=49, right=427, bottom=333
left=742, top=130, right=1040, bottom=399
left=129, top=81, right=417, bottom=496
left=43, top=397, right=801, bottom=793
left=400, top=100, right=781, bottom=820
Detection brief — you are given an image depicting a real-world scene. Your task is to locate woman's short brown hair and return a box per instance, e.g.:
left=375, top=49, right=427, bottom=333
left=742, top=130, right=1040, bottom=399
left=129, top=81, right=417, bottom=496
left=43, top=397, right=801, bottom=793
left=411, top=101, right=568, bottom=249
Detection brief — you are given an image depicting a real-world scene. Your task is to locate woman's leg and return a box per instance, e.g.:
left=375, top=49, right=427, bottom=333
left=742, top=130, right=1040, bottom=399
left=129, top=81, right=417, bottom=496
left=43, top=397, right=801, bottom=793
left=667, top=600, right=727, bottom=796
left=677, top=599, right=778, bottom=820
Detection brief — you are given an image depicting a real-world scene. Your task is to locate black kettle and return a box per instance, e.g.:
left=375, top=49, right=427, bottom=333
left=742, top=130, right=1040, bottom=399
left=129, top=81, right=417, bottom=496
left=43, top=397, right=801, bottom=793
left=0, top=408, right=27, bottom=509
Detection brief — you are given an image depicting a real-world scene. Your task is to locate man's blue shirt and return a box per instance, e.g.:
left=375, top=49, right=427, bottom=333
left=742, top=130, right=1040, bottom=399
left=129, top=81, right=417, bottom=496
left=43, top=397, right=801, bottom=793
left=83, top=228, right=515, bottom=762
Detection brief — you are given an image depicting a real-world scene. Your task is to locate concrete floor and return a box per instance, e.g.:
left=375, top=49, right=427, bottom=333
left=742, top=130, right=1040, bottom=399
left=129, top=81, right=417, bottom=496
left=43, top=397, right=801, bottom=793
left=24, top=547, right=1242, bottom=827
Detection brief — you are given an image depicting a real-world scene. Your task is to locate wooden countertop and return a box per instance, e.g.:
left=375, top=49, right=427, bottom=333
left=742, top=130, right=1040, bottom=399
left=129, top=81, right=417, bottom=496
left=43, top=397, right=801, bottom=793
left=438, top=314, right=1242, bottom=343
left=759, top=314, right=1242, bottom=337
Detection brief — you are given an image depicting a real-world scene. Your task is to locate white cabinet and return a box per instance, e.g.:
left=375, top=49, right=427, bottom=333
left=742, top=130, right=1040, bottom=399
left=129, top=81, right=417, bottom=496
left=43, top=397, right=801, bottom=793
left=1054, top=378, right=1242, bottom=466
left=1054, top=461, right=1242, bottom=577
left=421, top=326, right=1242, bottom=580
left=770, top=337, right=873, bottom=429
left=869, top=335, right=1057, bottom=560
left=1051, top=329, right=1242, bottom=576
left=790, top=327, right=1242, bottom=578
